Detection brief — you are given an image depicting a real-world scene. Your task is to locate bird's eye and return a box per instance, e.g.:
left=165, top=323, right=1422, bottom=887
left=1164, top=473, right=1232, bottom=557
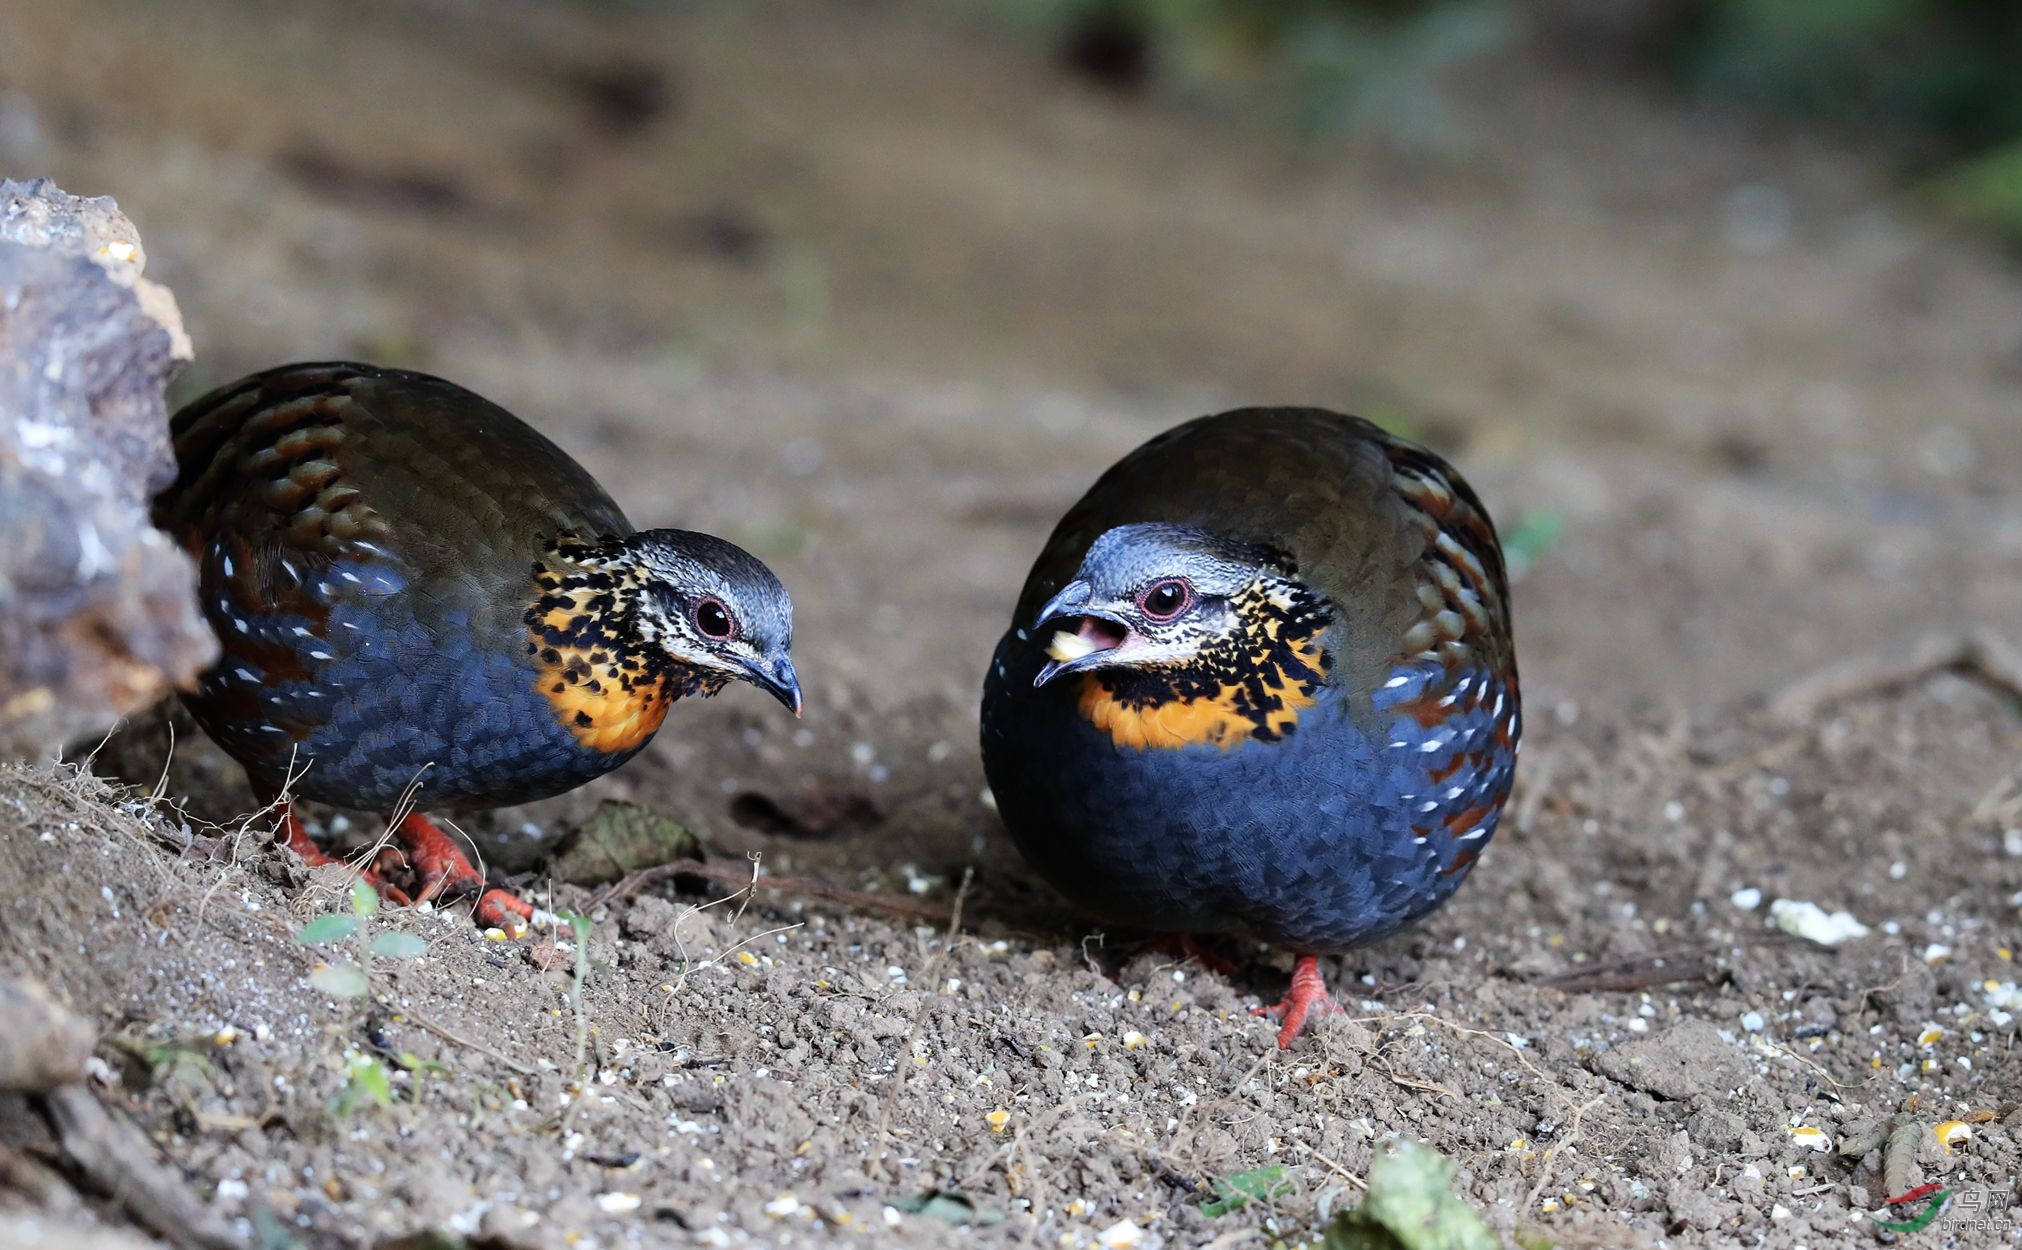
left=694, top=597, right=737, bottom=640
left=1137, top=578, right=1192, bottom=621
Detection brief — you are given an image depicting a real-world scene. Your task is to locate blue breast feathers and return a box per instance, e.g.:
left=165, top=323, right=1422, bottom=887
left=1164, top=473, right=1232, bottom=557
left=982, top=635, right=1519, bottom=952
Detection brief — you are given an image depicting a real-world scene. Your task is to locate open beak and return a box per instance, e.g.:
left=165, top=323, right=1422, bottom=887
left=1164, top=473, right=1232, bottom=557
left=743, top=655, right=804, bottom=716
left=1030, top=581, right=1130, bottom=688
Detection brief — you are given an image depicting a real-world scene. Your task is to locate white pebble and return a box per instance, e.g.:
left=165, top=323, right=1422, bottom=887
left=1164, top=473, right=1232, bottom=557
left=1769, top=899, right=1869, bottom=946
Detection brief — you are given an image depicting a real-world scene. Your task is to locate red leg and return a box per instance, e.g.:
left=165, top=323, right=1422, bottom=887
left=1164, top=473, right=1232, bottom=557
left=264, top=796, right=339, bottom=867
left=388, top=813, right=534, bottom=934
left=1251, top=954, right=1342, bottom=1049
left=257, top=795, right=531, bottom=932
left=387, top=812, right=484, bottom=901
left=258, top=792, right=413, bottom=903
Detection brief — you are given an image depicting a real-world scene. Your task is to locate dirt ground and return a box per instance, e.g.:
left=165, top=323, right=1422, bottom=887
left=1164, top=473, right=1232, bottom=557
left=3, top=1, right=2022, bottom=1247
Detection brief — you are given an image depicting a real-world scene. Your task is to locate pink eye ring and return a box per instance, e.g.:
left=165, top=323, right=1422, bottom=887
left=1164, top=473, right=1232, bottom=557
left=694, top=596, right=737, bottom=639
left=1137, top=578, right=1192, bottom=621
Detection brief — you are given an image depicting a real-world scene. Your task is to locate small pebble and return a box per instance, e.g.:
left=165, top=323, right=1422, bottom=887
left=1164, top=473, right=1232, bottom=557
left=1097, top=1219, right=1146, bottom=1249
left=1768, top=899, right=1868, bottom=946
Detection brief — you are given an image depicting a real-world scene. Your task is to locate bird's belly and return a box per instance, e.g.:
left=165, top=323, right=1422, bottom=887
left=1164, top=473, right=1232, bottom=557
left=984, top=665, right=1513, bottom=951
left=190, top=574, right=627, bottom=813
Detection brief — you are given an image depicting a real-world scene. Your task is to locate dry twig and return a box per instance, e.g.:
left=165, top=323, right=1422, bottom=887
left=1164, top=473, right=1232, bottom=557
left=1770, top=629, right=2022, bottom=723
left=404, top=1009, right=536, bottom=1077
left=40, top=1086, right=242, bottom=1250
left=1524, top=1092, right=1606, bottom=1213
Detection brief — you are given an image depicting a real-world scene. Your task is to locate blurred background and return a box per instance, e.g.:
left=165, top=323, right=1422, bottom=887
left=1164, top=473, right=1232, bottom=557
left=3, top=0, right=2019, bottom=866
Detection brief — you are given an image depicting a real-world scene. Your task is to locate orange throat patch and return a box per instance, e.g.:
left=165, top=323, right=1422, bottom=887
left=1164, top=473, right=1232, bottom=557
left=526, top=546, right=694, bottom=755
left=536, top=643, right=675, bottom=754
left=1073, top=585, right=1330, bottom=751
left=1076, top=674, right=1319, bottom=750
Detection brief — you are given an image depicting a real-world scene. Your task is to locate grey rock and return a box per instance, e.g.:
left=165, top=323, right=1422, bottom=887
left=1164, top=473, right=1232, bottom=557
left=0, top=178, right=212, bottom=757
left=0, top=975, right=96, bottom=1092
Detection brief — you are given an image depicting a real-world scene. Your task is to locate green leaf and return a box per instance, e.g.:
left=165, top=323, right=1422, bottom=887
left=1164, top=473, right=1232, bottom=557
left=396, top=1051, right=449, bottom=1076
left=348, top=1055, right=394, bottom=1108
left=1320, top=1142, right=1498, bottom=1250
left=893, top=1191, right=1004, bottom=1227
left=1924, top=142, right=2022, bottom=242
left=371, top=932, right=427, bottom=960
left=330, top=1054, right=395, bottom=1119
left=309, top=962, right=369, bottom=999
left=1201, top=1165, right=1294, bottom=1216
left=1502, top=509, right=1565, bottom=568
left=296, top=914, right=359, bottom=944
left=565, top=911, right=592, bottom=944
left=350, top=879, right=381, bottom=917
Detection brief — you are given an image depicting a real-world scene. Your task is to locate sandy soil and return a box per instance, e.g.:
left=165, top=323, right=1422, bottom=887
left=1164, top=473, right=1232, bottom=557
left=2, top=1, right=2021, bottom=1246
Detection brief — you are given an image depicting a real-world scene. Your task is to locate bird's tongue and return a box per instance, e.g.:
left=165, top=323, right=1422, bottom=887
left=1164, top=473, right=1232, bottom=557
left=1045, top=616, right=1128, bottom=664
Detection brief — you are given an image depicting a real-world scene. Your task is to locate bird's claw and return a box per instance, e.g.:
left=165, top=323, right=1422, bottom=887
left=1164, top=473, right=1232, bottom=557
left=1252, top=954, right=1341, bottom=1049
left=266, top=797, right=535, bottom=936
left=368, top=848, right=535, bottom=936
left=475, top=888, right=535, bottom=936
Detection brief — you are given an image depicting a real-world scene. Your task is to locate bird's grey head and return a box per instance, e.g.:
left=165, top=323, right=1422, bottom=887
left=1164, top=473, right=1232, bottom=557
left=1028, top=523, right=1279, bottom=686
left=632, top=529, right=801, bottom=714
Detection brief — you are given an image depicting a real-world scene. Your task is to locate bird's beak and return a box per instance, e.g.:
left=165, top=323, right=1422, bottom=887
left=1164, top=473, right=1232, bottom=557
left=742, top=655, right=804, bottom=716
left=1031, top=580, right=1093, bottom=632
left=1030, top=580, right=1130, bottom=688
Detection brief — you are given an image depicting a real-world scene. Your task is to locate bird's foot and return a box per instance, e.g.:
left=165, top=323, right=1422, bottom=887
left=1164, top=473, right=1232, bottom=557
left=265, top=797, right=341, bottom=868
left=475, top=888, right=535, bottom=934
left=261, top=797, right=534, bottom=935
left=379, top=813, right=534, bottom=935
left=383, top=812, right=486, bottom=902
left=265, top=796, right=414, bottom=905
left=1140, top=933, right=1240, bottom=976
left=1250, top=954, right=1342, bottom=1049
